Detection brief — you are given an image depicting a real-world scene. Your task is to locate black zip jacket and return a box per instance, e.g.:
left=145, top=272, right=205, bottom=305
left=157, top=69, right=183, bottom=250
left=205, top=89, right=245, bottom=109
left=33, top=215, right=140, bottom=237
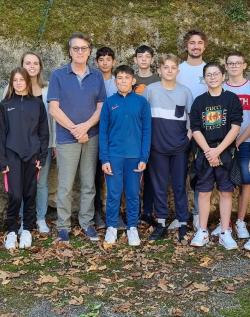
left=0, top=94, right=49, bottom=171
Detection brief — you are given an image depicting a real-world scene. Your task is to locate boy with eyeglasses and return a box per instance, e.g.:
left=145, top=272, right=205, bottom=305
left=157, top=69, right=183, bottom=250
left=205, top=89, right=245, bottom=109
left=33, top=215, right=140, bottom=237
left=211, top=52, right=250, bottom=250
left=190, top=62, right=242, bottom=250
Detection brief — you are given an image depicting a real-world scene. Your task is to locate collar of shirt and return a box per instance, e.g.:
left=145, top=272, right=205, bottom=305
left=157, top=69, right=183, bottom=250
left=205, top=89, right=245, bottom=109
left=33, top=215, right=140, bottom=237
left=116, top=90, right=134, bottom=98
left=67, top=63, right=91, bottom=76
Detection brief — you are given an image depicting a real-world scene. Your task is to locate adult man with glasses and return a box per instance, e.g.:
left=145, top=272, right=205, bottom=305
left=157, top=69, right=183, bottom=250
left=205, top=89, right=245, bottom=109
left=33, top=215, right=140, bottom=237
left=48, top=32, right=106, bottom=242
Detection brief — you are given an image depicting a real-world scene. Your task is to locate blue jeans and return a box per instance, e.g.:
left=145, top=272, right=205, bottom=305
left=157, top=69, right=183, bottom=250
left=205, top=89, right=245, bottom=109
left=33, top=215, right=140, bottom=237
left=36, top=148, right=52, bottom=220
left=105, top=157, right=141, bottom=228
left=20, top=148, right=52, bottom=221
left=238, top=142, right=250, bottom=184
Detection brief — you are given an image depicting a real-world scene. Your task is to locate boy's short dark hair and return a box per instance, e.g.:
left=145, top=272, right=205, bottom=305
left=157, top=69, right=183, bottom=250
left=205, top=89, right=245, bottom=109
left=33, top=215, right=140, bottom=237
left=203, top=61, right=225, bottom=77
left=183, top=29, right=208, bottom=48
left=114, top=65, right=134, bottom=77
left=96, top=47, right=115, bottom=60
left=225, top=51, right=246, bottom=63
left=135, top=45, right=154, bottom=57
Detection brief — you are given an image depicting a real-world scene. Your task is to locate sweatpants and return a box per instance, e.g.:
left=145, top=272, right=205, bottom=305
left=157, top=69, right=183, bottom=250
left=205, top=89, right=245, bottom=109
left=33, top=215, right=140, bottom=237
left=105, top=157, right=141, bottom=228
left=142, top=168, right=154, bottom=216
left=5, top=149, right=37, bottom=233
left=149, top=150, right=189, bottom=222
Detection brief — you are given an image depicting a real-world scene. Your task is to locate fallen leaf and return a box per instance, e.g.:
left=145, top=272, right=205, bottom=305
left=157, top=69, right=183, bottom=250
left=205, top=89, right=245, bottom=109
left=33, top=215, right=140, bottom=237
left=36, top=275, right=59, bottom=285
left=103, top=241, right=115, bottom=250
left=225, top=284, right=235, bottom=291
left=143, top=272, right=155, bottom=279
left=193, top=282, right=209, bottom=292
left=69, top=295, right=84, bottom=306
left=113, top=302, right=132, bottom=313
left=69, top=277, right=83, bottom=285
left=158, top=279, right=169, bottom=291
left=2, top=279, right=10, bottom=285
left=199, top=256, right=213, bottom=267
left=199, top=305, right=210, bottom=313
left=169, top=307, right=183, bottom=316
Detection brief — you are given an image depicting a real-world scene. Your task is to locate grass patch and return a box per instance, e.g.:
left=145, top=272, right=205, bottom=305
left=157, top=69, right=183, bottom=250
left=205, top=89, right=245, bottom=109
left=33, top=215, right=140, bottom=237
left=219, top=287, right=250, bottom=317
left=79, top=272, right=100, bottom=283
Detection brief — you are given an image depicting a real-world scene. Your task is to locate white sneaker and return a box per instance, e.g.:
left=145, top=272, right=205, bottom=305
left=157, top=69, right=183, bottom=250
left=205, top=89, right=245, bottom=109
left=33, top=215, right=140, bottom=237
left=211, top=223, right=221, bottom=236
left=37, top=219, right=50, bottom=233
left=193, top=215, right=199, bottom=231
left=19, top=230, right=32, bottom=249
left=168, top=219, right=180, bottom=230
left=219, top=230, right=238, bottom=250
left=4, top=232, right=18, bottom=250
left=104, top=227, right=117, bottom=244
left=190, top=228, right=209, bottom=247
left=244, top=239, right=250, bottom=251
left=235, top=219, right=250, bottom=239
left=127, top=227, right=140, bottom=246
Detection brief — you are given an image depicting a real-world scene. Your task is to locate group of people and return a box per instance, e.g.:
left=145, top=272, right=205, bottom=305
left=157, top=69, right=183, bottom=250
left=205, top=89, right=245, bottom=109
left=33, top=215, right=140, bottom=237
left=0, top=29, right=250, bottom=252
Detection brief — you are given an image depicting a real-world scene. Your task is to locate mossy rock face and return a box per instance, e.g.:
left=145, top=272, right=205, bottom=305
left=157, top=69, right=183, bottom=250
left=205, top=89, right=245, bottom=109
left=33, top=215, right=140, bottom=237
left=0, top=0, right=249, bottom=86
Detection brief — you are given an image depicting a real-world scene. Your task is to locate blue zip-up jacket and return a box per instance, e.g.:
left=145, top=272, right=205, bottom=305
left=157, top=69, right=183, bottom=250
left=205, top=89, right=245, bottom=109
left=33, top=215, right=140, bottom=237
left=99, top=91, right=151, bottom=164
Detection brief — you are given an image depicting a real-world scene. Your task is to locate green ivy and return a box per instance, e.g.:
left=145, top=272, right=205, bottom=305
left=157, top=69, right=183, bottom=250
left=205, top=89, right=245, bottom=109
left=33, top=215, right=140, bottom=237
left=225, top=0, right=249, bottom=22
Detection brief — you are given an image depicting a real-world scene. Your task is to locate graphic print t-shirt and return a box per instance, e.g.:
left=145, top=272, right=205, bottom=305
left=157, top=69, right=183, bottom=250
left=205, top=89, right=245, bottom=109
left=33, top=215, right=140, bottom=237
left=134, top=73, right=160, bottom=95
left=190, top=90, right=242, bottom=145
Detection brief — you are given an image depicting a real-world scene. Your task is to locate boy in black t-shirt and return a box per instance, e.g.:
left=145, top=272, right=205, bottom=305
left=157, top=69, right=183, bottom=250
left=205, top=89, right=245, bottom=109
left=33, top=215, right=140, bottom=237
left=134, top=45, right=159, bottom=226
left=190, top=62, right=242, bottom=250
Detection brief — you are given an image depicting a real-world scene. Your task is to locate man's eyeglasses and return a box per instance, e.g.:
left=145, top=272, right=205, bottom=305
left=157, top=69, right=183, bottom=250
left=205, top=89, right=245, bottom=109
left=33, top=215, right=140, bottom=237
left=205, top=72, right=222, bottom=79
left=71, top=46, right=90, bottom=53
left=226, top=62, right=244, bottom=67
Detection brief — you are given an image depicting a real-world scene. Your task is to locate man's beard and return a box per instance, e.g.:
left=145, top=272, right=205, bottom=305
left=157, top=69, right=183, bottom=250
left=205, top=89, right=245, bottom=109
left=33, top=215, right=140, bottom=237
left=188, top=51, right=202, bottom=59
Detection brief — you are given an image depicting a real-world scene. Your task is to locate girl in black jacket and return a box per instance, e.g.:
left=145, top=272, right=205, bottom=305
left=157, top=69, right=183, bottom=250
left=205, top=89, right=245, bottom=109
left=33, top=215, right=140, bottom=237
left=0, top=67, right=49, bottom=249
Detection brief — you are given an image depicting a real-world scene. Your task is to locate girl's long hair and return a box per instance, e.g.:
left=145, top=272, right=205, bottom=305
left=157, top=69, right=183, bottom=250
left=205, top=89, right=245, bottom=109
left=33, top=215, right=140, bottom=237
left=20, top=51, right=46, bottom=88
left=5, top=67, right=33, bottom=99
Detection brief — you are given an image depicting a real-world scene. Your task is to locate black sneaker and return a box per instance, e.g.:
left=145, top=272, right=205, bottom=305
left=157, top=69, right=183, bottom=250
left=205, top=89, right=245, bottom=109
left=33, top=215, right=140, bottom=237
left=178, top=225, right=187, bottom=242
left=148, top=223, right=167, bottom=240
left=140, top=214, right=157, bottom=226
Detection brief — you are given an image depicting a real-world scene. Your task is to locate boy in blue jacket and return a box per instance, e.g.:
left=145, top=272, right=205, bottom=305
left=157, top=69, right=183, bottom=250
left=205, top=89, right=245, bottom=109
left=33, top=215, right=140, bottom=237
left=99, top=65, right=151, bottom=246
